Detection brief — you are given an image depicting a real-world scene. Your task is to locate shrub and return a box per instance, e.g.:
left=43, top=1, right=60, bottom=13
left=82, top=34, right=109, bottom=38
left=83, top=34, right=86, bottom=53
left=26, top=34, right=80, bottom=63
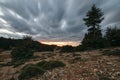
left=18, top=64, right=45, bottom=80
left=60, top=45, right=74, bottom=52
left=11, top=46, right=33, bottom=62
left=37, top=60, right=66, bottom=70
left=18, top=60, right=65, bottom=80
left=103, top=49, right=120, bottom=56
left=10, top=37, right=34, bottom=67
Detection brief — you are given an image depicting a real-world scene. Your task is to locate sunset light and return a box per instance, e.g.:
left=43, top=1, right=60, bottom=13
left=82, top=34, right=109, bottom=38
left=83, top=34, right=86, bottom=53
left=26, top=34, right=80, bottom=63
left=41, top=41, right=80, bottom=47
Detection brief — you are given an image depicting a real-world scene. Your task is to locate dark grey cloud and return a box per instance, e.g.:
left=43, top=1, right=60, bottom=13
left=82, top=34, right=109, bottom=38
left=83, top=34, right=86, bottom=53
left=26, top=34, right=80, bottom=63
left=0, top=0, right=120, bottom=43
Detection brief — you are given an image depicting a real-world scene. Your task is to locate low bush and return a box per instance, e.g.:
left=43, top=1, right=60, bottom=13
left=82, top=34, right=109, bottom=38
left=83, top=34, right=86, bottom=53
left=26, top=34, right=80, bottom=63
left=19, top=60, right=65, bottom=80
left=60, top=45, right=74, bottom=52
left=11, top=46, right=33, bottom=61
left=10, top=46, right=34, bottom=67
left=10, top=36, right=34, bottom=67
left=18, top=64, right=45, bottom=80
left=37, top=60, right=66, bottom=70
left=103, top=49, right=120, bottom=56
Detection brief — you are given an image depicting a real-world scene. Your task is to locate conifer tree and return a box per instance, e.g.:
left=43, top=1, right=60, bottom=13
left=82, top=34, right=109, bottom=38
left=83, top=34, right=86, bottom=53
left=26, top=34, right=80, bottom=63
left=82, top=4, right=104, bottom=49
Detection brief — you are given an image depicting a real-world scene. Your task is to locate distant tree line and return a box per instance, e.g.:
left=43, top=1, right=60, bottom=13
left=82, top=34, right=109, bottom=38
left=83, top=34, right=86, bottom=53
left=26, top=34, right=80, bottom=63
left=0, top=37, right=22, bottom=50
left=0, top=36, right=57, bottom=51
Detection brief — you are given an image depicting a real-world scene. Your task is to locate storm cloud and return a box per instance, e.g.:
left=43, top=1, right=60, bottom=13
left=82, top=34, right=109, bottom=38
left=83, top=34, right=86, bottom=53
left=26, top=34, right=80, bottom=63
left=0, top=0, right=120, bottom=44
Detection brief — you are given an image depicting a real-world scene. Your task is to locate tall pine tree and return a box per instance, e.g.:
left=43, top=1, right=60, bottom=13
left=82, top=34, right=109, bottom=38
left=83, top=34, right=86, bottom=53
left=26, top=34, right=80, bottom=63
left=82, top=4, right=104, bottom=49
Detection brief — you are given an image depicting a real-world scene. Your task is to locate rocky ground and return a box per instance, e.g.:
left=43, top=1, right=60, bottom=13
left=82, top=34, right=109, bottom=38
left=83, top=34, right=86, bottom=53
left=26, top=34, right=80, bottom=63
left=0, top=47, right=120, bottom=80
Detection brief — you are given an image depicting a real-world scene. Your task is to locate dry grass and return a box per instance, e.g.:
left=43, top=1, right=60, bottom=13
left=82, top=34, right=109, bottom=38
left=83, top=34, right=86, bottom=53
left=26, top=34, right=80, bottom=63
left=0, top=47, right=120, bottom=80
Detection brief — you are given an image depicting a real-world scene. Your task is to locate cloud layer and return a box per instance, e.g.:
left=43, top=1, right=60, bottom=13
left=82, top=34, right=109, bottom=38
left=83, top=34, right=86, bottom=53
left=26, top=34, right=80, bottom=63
left=0, top=0, right=120, bottom=44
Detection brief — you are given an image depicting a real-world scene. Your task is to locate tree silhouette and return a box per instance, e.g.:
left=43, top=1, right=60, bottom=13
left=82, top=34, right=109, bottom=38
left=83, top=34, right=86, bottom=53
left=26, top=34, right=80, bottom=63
left=82, top=4, right=104, bottom=49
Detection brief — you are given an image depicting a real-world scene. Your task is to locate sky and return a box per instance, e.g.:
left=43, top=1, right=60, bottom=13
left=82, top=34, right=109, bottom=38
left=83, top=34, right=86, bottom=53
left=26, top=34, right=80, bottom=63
left=0, top=0, right=120, bottom=46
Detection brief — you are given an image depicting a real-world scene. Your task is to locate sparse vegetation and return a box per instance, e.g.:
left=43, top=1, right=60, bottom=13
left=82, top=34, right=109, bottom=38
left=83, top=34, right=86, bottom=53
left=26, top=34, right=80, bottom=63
left=18, top=60, right=65, bottom=80
left=0, top=48, right=120, bottom=80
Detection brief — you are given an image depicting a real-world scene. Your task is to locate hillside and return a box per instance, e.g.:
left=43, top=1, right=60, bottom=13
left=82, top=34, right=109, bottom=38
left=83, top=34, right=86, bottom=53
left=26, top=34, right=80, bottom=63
left=0, top=47, right=120, bottom=80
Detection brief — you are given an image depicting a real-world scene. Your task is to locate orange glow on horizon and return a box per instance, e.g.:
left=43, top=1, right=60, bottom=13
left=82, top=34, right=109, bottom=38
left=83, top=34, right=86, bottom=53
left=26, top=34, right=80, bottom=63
left=41, top=41, right=80, bottom=47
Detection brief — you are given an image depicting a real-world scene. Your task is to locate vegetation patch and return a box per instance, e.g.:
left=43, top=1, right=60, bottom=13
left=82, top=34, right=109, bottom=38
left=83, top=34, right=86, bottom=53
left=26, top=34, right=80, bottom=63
left=97, top=72, right=113, bottom=80
left=19, top=60, right=65, bottom=80
left=103, top=49, right=120, bottom=56
left=36, top=60, right=66, bottom=70
left=18, top=64, right=45, bottom=80
left=99, top=76, right=112, bottom=80
left=10, top=36, right=34, bottom=67
left=11, top=46, right=33, bottom=62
